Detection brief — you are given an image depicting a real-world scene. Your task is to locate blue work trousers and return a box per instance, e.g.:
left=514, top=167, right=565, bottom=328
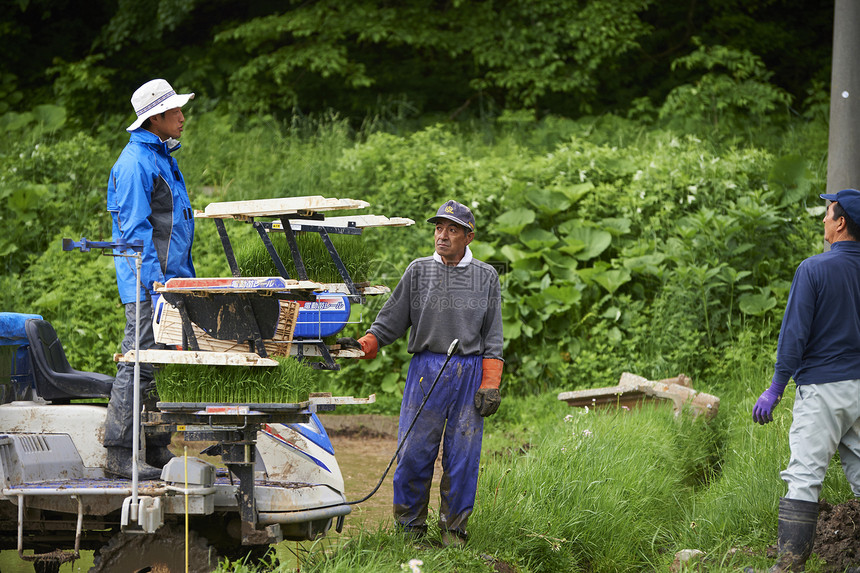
left=392, top=351, right=483, bottom=536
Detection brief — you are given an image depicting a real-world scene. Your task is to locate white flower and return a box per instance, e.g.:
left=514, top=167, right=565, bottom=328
left=687, top=195, right=696, bottom=204
left=582, top=429, right=593, bottom=437
left=564, top=414, right=574, bottom=422
left=401, top=559, right=424, bottom=573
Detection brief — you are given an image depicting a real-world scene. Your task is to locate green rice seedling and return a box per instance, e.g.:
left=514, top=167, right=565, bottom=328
left=236, top=231, right=372, bottom=285
left=155, top=356, right=329, bottom=403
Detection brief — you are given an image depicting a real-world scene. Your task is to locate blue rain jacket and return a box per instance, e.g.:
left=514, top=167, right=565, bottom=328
left=107, top=129, right=195, bottom=304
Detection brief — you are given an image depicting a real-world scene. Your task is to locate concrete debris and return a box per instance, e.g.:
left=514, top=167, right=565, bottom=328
left=557, top=372, right=720, bottom=420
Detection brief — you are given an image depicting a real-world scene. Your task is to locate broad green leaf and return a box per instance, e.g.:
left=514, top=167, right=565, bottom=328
left=0, top=111, right=33, bottom=131
left=738, top=292, right=777, bottom=316
left=769, top=155, right=814, bottom=206
left=502, top=319, right=522, bottom=340
left=495, top=208, right=536, bottom=235
left=500, top=244, right=531, bottom=263
left=380, top=372, right=400, bottom=393
left=559, top=238, right=585, bottom=256
left=542, top=250, right=577, bottom=270
left=601, top=306, right=622, bottom=320
left=603, top=217, right=632, bottom=236
left=33, top=104, right=67, bottom=131
left=470, top=241, right=495, bottom=261
left=542, top=284, right=582, bottom=307
left=500, top=244, right=543, bottom=271
left=520, top=228, right=558, bottom=249
left=557, top=219, right=584, bottom=234
left=578, top=267, right=631, bottom=294
left=562, top=227, right=612, bottom=260
left=525, top=188, right=571, bottom=215
left=622, top=253, right=666, bottom=276
left=556, top=181, right=594, bottom=203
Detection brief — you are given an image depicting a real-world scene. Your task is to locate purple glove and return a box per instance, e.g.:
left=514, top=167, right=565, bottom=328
left=752, top=381, right=787, bottom=425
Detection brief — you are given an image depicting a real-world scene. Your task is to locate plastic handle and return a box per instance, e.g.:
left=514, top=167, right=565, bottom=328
left=447, top=339, right=460, bottom=357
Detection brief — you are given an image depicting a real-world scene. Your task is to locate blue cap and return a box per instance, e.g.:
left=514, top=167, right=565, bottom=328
left=427, top=200, right=476, bottom=232
left=820, top=189, right=860, bottom=223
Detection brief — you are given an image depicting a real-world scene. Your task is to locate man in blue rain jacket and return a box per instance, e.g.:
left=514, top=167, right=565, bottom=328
left=104, top=79, right=196, bottom=480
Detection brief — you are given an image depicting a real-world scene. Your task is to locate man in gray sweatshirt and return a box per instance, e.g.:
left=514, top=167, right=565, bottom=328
left=344, top=199, right=504, bottom=546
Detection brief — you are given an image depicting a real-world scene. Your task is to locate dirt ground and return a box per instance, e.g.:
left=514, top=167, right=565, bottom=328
left=812, top=498, right=860, bottom=572
left=755, top=498, right=860, bottom=572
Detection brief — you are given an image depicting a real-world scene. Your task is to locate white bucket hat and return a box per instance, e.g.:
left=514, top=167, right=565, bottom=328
left=126, top=79, right=194, bottom=132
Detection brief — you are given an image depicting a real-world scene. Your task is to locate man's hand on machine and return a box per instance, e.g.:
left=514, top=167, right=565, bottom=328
left=335, top=333, right=378, bottom=359
left=474, top=358, right=503, bottom=417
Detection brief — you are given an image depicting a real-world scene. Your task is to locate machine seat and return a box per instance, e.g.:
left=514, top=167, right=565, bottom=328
left=24, top=319, right=113, bottom=402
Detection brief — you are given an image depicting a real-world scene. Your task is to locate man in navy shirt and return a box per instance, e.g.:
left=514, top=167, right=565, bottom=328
left=748, top=189, right=860, bottom=572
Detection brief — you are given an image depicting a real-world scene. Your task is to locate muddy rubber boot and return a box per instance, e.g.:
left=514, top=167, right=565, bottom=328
left=440, top=529, right=467, bottom=548
left=744, top=497, right=818, bottom=573
left=145, top=445, right=176, bottom=469
left=106, top=447, right=162, bottom=480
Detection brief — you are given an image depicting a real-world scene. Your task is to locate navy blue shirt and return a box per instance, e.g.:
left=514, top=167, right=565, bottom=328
left=774, top=240, right=860, bottom=385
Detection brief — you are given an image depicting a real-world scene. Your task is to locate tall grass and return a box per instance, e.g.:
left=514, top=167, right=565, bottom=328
left=214, top=329, right=855, bottom=572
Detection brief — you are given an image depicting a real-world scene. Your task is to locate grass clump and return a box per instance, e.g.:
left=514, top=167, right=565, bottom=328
left=155, top=356, right=325, bottom=403
left=236, top=232, right=372, bottom=285
left=470, top=404, right=696, bottom=572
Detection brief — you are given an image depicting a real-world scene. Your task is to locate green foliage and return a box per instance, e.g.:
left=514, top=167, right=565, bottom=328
left=659, top=41, right=793, bottom=136
left=1, top=0, right=834, bottom=128
left=216, top=0, right=655, bottom=115
left=2, top=101, right=829, bottom=402
left=47, top=55, right=115, bottom=129
left=9, top=226, right=124, bottom=375
left=0, top=131, right=112, bottom=275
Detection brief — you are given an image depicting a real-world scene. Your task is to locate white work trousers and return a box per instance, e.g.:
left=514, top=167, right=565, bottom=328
left=781, top=379, right=860, bottom=502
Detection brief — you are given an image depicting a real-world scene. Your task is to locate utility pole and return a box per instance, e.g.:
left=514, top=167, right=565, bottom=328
left=826, top=0, right=860, bottom=194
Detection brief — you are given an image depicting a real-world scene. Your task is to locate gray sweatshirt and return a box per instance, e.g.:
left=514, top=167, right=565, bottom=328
left=368, top=255, right=504, bottom=361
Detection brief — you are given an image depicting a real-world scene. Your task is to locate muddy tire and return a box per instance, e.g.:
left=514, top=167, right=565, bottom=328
left=89, top=525, right=220, bottom=573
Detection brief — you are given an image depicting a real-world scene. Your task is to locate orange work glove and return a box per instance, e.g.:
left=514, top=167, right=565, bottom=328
left=474, top=358, right=502, bottom=417
left=335, top=333, right=378, bottom=359
left=357, top=333, right=378, bottom=359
